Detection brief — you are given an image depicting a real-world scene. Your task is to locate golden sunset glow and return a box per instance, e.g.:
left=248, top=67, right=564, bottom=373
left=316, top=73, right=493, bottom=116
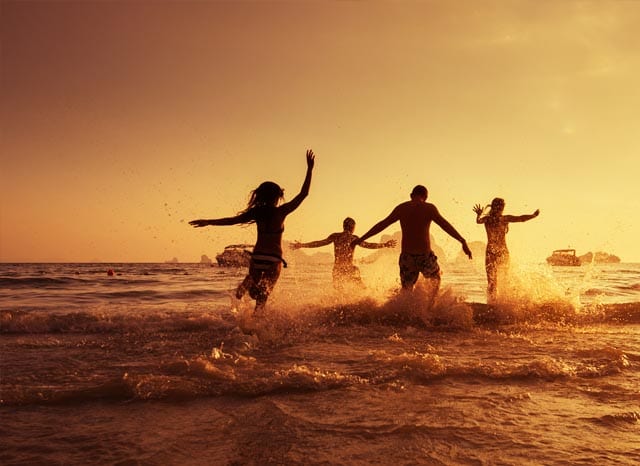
left=1, top=1, right=639, bottom=263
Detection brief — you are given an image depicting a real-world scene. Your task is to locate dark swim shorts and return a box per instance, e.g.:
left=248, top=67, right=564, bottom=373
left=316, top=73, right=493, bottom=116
left=399, top=251, right=441, bottom=287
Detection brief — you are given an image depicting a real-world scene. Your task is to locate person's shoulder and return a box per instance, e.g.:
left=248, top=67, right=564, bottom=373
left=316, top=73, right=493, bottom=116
left=273, top=204, right=291, bottom=216
left=394, top=200, right=413, bottom=210
left=423, top=202, right=441, bottom=217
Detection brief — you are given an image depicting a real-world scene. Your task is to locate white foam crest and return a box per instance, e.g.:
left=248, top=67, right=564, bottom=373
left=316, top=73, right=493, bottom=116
left=368, top=349, right=446, bottom=378
left=591, top=411, right=640, bottom=426
left=456, top=356, right=578, bottom=380
left=123, top=373, right=205, bottom=400
left=274, top=364, right=366, bottom=389
left=573, top=346, right=631, bottom=377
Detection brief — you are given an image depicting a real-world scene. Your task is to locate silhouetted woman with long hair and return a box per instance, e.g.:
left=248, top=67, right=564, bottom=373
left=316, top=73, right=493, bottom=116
left=190, top=149, right=315, bottom=313
left=473, top=198, right=539, bottom=303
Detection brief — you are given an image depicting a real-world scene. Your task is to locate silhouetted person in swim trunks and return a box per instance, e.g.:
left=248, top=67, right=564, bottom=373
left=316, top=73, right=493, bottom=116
left=190, top=150, right=315, bottom=313
left=291, top=217, right=396, bottom=291
left=473, top=198, right=539, bottom=303
left=353, top=185, right=472, bottom=308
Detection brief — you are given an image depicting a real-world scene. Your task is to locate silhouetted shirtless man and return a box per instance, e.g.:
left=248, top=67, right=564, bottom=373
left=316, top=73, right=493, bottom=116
left=291, top=217, right=396, bottom=291
left=353, top=185, right=472, bottom=307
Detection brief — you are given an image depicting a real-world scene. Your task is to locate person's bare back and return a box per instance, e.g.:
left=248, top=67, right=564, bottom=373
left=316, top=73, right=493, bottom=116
left=392, top=200, right=438, bottom=254
left=358, top=192, right=470, bottom=258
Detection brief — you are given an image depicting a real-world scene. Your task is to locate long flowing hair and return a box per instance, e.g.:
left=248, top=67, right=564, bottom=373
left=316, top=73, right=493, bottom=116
left=486, top=197, right=506, bottom=230
left=488, top=198, right=504, bottom=216
left=238, top=181, right=284, bottom=223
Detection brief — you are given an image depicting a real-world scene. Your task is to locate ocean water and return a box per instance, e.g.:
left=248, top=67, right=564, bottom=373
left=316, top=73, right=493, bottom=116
left=1, top=259, right=639, bottom=465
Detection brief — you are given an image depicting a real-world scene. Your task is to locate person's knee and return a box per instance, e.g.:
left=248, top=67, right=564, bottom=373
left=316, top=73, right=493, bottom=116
left=248, top=283, right=266, bottom=301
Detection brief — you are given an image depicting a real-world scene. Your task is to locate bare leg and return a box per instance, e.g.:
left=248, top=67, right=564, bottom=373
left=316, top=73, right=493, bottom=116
left=249, top=279, right=269, bottom=316
left=423, top=276, right=441, bottom=310
left=236, top=275, right=252, bottom=299
left=249, top=265, right=280, bottom=316
left=253, top=297, right=267, bottom=315
left=486, top=260, right=497, bottom=304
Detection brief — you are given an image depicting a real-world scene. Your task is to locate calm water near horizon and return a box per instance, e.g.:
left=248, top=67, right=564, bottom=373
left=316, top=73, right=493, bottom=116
left=1, top=261, right=639, bottom=464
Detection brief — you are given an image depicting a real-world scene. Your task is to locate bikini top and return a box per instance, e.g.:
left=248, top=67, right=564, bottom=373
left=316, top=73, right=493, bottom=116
left=258, top=226, right=284, bottom=235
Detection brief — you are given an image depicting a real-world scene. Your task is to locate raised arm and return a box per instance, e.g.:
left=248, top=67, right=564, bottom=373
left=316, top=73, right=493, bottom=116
left=280, top=149, right=315, bottom=216
left=360, top=239, right=397, bottom=249
left=189, top=211, right=253, bottom=228
left=290, top=235, right=334, bottom=250
left=473, top=204, right=487, bottom=224
left=432, top=208, right=472, bottom=259
left=352, top=210, right=399, bottom=248
left=503, top=209, right=540, bottom=223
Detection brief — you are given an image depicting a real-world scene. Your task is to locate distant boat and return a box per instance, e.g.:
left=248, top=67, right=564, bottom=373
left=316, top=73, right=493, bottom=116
left=546, top=249, right=581, bottom=266
left=216, top=244, right=253, bottom=267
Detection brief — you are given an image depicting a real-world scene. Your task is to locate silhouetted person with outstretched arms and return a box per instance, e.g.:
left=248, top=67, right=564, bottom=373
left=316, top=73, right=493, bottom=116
left=352, top=185, right=472, bottom=308
left=190, top=149, right=315, bottom=313
left=473, top=197, right=539, bottom=303
left=290, top=217, right=396, bottom=291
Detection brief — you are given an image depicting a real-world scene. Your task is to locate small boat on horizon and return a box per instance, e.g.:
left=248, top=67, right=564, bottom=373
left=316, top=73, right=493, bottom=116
left=546, top=249, right=581, bottom=266
left=216, top=244, right=253, bottom=267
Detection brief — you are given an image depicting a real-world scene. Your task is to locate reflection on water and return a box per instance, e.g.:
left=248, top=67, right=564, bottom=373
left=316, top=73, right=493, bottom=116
left=1, top=262, right=639, bottom=465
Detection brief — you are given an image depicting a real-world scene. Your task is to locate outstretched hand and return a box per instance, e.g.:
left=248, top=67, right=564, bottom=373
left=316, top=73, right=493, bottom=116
left=385, top=239, right=397, bottom=248
left=306, top=149, right=315, bottom=169
left=472, top=204, right=484, bottom=216
left=462, top=241, right=473, bottom=260
left=189, top=219, right=209, bottom=228
left=533, top=209, right=540, bottom=217
left=290, top=241, right=303, bottom=250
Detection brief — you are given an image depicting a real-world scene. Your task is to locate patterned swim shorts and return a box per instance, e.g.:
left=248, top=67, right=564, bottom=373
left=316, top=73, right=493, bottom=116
left=399, top=251, right=441, bottom=287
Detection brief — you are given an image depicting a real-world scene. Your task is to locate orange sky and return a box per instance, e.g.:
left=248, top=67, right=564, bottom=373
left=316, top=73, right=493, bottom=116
left=1, top=1, right=639, bottom=263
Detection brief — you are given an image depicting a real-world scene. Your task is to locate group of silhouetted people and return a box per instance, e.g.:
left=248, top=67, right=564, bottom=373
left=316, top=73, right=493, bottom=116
left=190, top=149, right=539, bottom=313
